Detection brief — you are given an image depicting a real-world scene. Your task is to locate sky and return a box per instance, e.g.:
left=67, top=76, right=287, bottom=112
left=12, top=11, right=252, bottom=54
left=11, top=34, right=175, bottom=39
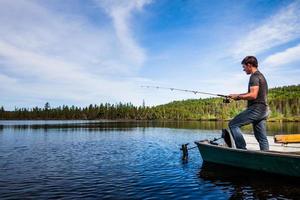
left=0, top=0, right=300, bottom=110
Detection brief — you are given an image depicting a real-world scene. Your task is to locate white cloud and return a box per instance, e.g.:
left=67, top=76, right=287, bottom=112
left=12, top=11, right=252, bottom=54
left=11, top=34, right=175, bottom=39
left=0, top=0, right=153, bottom=109
left=94, top=0, right=152, bottom=66
left=262, top=43, right=300, bottom=68
left=232, top=1, right=300, bottom=58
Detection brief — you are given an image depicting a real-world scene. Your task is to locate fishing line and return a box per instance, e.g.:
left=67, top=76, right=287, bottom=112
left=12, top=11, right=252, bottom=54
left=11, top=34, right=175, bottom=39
left=141, top=85, right=231, bottom=103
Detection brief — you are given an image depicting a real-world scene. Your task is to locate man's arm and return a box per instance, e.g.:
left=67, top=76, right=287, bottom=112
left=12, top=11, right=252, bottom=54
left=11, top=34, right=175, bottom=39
left=230, top=86, right=259, bottom=100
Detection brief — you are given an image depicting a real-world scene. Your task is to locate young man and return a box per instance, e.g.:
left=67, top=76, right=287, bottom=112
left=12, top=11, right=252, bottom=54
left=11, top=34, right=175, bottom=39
left=229, top=56, right=269, bottom=150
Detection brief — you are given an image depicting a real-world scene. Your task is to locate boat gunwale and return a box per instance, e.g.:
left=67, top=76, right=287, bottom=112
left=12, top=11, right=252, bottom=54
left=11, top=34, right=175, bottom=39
left=195, top=140, right=300, bottom=159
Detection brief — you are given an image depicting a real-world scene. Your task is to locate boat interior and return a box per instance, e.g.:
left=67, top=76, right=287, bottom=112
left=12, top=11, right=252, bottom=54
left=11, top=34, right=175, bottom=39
left=244, top=134, right=300, bottom=153
left=206, top=129, right=300, bottom=154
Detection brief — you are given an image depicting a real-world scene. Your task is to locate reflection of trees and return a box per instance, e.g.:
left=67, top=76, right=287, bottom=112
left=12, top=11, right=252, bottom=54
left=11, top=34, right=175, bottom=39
left=241, top=122, right=300, bottom=136
left=1, top=121, right=299, bottom=135
left=0, top=121, right=234, bottom=132
left=1, top=122, right=139, bottom=132
left=198, top=162, right=300, bottom=199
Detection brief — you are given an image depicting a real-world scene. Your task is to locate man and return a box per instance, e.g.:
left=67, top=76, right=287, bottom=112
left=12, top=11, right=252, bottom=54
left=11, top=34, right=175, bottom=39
left=229, top=56, right=269, bottom=150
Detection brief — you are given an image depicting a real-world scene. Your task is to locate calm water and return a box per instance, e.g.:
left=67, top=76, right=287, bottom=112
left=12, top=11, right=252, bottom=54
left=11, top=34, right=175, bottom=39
left=0, top=120, right=299, bottom=199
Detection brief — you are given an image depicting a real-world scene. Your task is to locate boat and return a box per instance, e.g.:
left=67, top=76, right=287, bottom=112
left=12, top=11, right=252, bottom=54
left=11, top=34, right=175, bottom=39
left=195, top=129, right=300, bottom=178
left=198, top=162, right=300, bottom=199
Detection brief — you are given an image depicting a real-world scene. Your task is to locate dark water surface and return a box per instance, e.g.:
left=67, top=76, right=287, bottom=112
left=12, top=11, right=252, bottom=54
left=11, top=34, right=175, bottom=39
left=0, top=120, right=299, bottom=199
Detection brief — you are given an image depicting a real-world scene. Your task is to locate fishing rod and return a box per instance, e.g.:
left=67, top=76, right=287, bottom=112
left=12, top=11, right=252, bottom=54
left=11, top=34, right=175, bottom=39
left=141, top=85, right=231, bottom=103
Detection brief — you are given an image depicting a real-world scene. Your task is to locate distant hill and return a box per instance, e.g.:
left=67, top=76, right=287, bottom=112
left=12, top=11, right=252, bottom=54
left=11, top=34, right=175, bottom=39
left=1, top=85, right=299, bottom=121
left=153, top=84, right=300, bottom=121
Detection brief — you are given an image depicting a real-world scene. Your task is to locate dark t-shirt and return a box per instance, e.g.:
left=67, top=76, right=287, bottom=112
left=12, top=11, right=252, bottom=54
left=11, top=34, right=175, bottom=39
left=248, top=71, right=268, bottom=107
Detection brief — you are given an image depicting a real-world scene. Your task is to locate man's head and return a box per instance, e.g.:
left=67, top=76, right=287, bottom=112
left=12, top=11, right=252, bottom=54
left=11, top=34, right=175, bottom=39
left=241, top=56, right=258, bottom=74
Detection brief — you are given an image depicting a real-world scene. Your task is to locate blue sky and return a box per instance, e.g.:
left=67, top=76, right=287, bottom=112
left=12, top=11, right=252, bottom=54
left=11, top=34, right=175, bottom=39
left=1, top=0, right=300, bottom=110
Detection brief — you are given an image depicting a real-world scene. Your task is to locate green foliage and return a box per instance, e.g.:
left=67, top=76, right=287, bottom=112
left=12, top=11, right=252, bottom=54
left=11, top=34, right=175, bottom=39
left=0, top=85, right=299, bottom=121
left=44, top=102, right=50, bottom=110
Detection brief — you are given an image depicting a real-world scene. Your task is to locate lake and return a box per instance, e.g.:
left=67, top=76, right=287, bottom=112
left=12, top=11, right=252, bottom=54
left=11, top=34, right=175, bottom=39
left=0, top=120, right=299, bottom=199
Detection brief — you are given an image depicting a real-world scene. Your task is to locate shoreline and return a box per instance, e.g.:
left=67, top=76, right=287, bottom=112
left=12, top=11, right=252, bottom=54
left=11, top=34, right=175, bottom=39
left=0, top=117, right=299, bottom=122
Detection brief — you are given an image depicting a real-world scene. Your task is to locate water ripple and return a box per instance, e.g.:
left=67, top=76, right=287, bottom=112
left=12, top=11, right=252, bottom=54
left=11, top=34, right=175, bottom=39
left=0, top=123, right=299, bottom=199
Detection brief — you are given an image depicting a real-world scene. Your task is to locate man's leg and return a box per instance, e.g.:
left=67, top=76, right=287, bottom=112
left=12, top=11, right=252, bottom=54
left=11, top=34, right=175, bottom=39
left=229, top=109, right=253, bottom=149
left=253, top=119, right=269, bottom=150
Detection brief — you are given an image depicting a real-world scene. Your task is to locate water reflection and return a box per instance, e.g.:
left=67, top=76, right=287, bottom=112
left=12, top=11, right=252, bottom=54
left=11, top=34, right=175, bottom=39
left=0, top=122, right=138, bottom=132
left=198, top=162, right=300, bottom=199
left=0, top=121, right=299, bottom=199
left=0, top=120, right=299, bottom=135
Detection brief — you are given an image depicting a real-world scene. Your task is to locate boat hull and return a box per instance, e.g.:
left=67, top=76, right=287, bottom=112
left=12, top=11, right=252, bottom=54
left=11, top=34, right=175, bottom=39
left=195, top=141, right=300, bottom=177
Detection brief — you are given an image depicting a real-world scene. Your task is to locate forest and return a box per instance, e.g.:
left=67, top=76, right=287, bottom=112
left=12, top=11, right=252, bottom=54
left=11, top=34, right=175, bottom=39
left=1, top=85, right=299, bottom=121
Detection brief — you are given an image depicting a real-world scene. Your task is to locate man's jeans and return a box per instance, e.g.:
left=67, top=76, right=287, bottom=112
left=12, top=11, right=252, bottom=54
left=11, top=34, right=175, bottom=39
left=229, top=105, right=269, bottom=150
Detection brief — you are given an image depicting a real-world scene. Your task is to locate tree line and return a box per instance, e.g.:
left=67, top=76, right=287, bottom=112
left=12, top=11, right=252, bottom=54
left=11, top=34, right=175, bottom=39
left=0, top=85, right=299, bottom=121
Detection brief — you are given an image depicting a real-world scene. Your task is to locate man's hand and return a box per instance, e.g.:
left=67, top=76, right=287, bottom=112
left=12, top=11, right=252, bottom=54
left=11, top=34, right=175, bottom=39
left=229, top=94, right=241, bottom=100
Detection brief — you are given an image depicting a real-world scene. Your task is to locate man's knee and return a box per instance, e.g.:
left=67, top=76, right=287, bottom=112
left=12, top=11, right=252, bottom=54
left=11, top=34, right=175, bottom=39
left=229, top=119, right=237, bottom=128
